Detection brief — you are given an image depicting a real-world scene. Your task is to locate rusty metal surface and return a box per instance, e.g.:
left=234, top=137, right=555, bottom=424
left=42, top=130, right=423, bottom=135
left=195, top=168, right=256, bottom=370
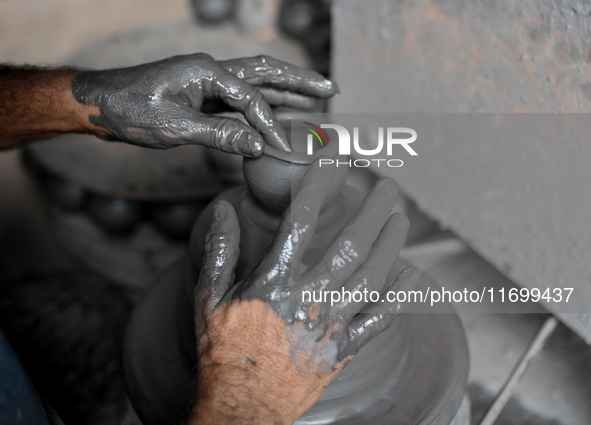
left=331, top=0, right=591, bottom=342
left=332, top=0, right=591, bottom=114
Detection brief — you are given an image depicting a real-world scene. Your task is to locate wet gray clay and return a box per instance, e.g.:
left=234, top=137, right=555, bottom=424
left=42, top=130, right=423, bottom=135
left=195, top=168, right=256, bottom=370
left=122, top=113, right=469, bottom=425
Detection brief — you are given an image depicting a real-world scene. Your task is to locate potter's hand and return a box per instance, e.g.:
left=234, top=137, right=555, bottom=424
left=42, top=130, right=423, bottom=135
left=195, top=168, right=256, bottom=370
left=71, top=54, right=338, bottom=155
left=190, top=162, right=420, bottom=425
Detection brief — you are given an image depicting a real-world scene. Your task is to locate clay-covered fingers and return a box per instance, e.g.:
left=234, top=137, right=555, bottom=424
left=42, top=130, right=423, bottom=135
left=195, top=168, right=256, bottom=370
left=195, top=200, right=241, bottom=308
left=186, top=112, right=264, bottom=157
left=210, top=72, right=291, bottom=152
left=220, top=56, right=339, bottom=98
left=305, top=178, right=400, bottom=284
left=256, top=161, right=336, bottom=277
left=334, top=212, right=409, bottom=313
left=198, top=90, right=317, bottom=114
left=346, top=267, right=421, bottom=353
left=257, top=87, right=317, bottom=110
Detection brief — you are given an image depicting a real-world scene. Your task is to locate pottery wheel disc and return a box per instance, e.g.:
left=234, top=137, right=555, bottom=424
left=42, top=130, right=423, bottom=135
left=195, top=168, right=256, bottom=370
left=123, top=256, right=468, bottom=425
left=27, top=18, right=309, bottom=201
left=296, top=265, right=469, bottom=424
left=123, top=173, right=469, bottom=425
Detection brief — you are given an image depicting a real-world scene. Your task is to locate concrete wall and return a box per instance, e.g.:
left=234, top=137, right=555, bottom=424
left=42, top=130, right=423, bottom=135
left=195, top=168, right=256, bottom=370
left=331, top=0, right=591, bottom=342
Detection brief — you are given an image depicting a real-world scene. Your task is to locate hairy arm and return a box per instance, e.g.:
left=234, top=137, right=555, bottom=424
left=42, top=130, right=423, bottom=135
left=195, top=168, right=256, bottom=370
left=0, top=66, right=102, bottom=150
left=0, top=55, right=338, bottom=154
left=191, top=300, right=326, bottom=425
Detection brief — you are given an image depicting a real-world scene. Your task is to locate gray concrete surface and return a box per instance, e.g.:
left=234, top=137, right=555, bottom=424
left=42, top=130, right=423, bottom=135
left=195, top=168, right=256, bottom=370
left=408, top=242, right=591, bottom=425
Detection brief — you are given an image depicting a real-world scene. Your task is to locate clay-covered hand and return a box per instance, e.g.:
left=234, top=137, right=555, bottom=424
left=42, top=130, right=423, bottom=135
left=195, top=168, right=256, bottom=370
left=72, top=53, right=338, bottom=155
left=191, top=162, right=420, bottom=425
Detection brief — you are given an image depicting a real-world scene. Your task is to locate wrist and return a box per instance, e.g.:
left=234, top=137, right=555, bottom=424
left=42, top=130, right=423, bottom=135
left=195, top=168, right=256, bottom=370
left=191, top=363, right=288, bottom=425
left=190, top=300, right=343, bottom=425
left=68, top=70, right=109, bottom=137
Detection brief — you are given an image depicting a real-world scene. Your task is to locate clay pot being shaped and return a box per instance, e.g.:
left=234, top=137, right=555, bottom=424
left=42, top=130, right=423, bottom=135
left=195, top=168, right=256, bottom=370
left=122, top=113, right=469, bottom=425
left=242, top=115, right=348, bottom=214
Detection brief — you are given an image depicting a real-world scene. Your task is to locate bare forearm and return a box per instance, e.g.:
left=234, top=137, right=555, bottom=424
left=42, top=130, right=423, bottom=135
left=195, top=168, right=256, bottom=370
left=190, top=332, right=291, bottom=425
left=189, top=299, right=347, bottom=425
left=191, top=385, right=284, bottom=425
left=191, top=369, right=292, bottom=425
left=0, top=65, right=101, bottom=150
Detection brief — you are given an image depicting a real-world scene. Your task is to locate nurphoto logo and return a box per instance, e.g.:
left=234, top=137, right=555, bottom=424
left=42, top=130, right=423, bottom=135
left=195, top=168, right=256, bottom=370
left=304, top=122, right=417, bottom=168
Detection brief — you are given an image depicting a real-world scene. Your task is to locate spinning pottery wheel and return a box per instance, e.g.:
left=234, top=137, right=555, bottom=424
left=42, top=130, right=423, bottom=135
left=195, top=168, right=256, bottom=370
left=123, top=113, right=469, bottom=425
